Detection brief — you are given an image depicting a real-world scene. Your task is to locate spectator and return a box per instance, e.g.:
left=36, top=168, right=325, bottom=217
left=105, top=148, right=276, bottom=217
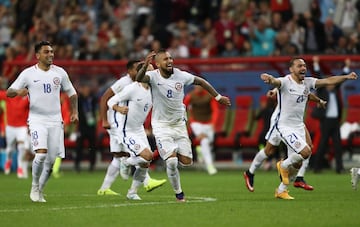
left=248, top=15, right=277, bottom=56
left=221, top=39, right=240, bottom=57
left=75, top=82, right=98, bottom=172
left=312, top=56, right=348, bottom=174
left=302, top=14, right=326, bottom=54
left=213, top=8, right=236, bottom=53
left=324, top=17, right=344, bottom=54
left=167, top=37, right=189, bottom=58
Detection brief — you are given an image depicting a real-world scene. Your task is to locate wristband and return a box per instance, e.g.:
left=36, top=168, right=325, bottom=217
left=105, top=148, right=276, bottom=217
left=215, top=94, right=222, bottom=101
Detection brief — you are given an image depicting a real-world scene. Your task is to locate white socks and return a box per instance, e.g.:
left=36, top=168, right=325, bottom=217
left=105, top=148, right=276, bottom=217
left=125, top=156, right=150, bottom=166
left=39, top=161, right=53, bottom=191
left=296, top=157, right=309, bottom=178
left=32, top=153, right=46, bottom=187
left=281, top=153, right=304, bottom=169
left=249, top=148, right=267, bottom=174
left=128, top=167, right=147, bottom=194
left=100, top=157, right=121, bottom=190
left=200, top=138, right=214, bottom=167
left=166, top=157, right=182, bottom=194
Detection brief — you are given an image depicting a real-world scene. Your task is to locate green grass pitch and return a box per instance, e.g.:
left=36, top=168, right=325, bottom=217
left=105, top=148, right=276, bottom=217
left=1, top=168, right=360, bottom=227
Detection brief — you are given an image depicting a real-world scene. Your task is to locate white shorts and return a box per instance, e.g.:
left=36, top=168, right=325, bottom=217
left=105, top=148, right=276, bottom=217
left=122, top=128, right=150, bottom=156
left=276, top=125, right=307, bottom=154
left=5, top=125, right=28, bottom=150
left=265, top=123, right=282, bottom=146
left=153, top=121, right=193, bottom=160
left=107, top=128, right=125, bottom=153
left=28, top=120, right=65, bottom=161
left=190, top=122, right=214, bottom=142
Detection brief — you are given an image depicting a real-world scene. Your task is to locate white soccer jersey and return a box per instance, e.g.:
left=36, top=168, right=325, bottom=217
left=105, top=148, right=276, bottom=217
left=107, top=74, right=133, bottom=127
left=146, top=68, right=195, bottom=125
left=110, top=74, right=133, bottom=94
left=9, top=64, right=76, bottom=122
left=107, top=82, right=152, bottom=132
left=276, top=74, right=317, bottom=129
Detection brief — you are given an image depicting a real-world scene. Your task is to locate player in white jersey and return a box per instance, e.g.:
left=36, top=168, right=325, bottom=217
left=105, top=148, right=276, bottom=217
left=136, top=49, right=231, bottom=201
left=6, top=41, right=78, bottom=202
left=243, top=88, right=327, bottom=192
left=97, top=59, right=166, bottom=196
left=261, top=57, right=357, bottom=199
left=107, top=77, right=153, bottom=200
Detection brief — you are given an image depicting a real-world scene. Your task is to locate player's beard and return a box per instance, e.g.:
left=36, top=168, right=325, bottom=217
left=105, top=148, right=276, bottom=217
left=163, top=67, right=173, bottom=77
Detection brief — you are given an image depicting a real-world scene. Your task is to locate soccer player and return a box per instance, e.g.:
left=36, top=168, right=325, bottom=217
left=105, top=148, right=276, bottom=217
left=106, top=63, right=154, bottom=200
left=243, top=88, right=326, bottom=192
left=183, top=85, right=218, bottom=175
left=261, top=57, right=357, bottom=199
left=7, top=41, right=79, bottom=202
left=136, top=49, right=231, bottom=201
left=0, top=88, right=30, bottom=178
left=97, top=57, right=166, bottom=196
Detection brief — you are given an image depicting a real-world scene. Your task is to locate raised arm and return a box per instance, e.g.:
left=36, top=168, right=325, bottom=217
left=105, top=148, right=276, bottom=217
left=260, top=73, right=281, bottom=87
left=315, top=72, right=358, bottom=88
left=193, top=76, right=231, bottom=106
left=136, top=52, right=155, bottom=83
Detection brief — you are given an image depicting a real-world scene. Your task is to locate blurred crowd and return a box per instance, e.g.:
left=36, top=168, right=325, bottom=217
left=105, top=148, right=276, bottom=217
left=0, top=0, right=359, bottom=80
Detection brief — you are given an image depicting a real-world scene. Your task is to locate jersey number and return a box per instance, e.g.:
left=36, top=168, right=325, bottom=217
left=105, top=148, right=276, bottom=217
left=166, top=90, right=173, bottom=98
left=43, top=83, right=52, bottom=93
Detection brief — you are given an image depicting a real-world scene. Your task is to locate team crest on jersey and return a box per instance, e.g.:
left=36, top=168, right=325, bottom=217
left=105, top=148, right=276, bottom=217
left=294, top=141, right=301, bottom=149
left=134, top=144, right=140, bottom=150
left=175, top=82, right=182, bottom=91
left=303, top=87, right=309, bottom=95
left=53, top=77, right=60, bottom=85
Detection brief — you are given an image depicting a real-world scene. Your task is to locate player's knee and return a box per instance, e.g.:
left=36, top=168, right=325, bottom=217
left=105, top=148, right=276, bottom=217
left=34, top=153, right=47, bottom=163
left=264, top=143, right=276, bottom=156
left=140, top=149, right=153, bottom=162
left=178, top=156, right=193, bottom=167
left=166, top=157, right=178, bottom=170
left=293, top=162, right=302, bottom=169
left=300, top=146, right=312, bottom=159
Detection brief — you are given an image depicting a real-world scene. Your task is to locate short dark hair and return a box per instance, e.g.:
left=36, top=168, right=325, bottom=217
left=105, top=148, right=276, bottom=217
left=35, top=41, right=52, bottom=53
left=289, top=56, right=303, bottom=67
left=136, top=62, right=145, bottom=71
left=126, top=59, right=141, bottom=70
left=156, top=48, right=167, bottom=56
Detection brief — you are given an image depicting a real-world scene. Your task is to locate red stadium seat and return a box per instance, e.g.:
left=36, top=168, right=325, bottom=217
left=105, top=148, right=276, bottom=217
left=214, top=95, right=254, bottom=149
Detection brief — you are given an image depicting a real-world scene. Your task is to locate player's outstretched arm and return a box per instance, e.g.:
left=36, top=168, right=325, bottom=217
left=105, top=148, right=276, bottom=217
left=193, top=76, right=231, bottom=106
left=136, top=52, right=155, bottom=83
left=260, top=73, right=281, bottom=87
left=316, top=72, right=358, bottom=88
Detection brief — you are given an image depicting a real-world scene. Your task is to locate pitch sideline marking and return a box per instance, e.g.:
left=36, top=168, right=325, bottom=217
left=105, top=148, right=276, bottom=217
left=0, top=196, right=217, bottom=213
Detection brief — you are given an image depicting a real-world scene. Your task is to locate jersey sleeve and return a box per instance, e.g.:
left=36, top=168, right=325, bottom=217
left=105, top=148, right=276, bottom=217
left=60, top=68, right=77, bottom=97
left=176, top=68, right=195, bottom=85
left=107, top=83, right=134, bottom=108
left=9, top=70, right=26, bottom=90
left=111, top=77, right=128, bottom=94
left=308, top=77, right=317, bottom=90
left=146, top=70, right=156, bottom=86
